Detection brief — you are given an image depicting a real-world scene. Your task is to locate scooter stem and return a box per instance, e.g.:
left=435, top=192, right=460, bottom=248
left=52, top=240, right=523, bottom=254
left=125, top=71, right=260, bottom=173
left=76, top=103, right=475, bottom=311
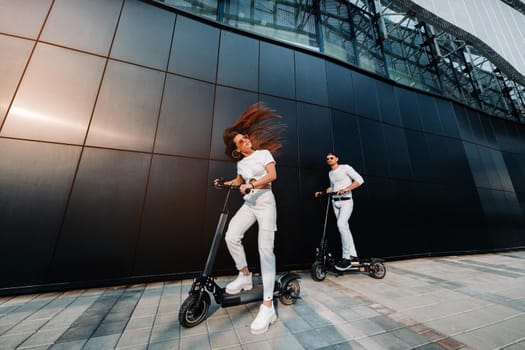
left=203, top=211, right=228, bottom=277
left=203, top=186, right=233, bottom=277
left=321, top=193, right=331, bottom=241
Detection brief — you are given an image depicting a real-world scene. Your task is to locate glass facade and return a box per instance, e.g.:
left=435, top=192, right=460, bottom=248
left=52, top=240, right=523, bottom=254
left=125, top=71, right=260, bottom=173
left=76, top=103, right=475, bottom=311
left=153, top=0, right=525, bottom=123
left=224, top=0, right=320, bottom=51
left=411, top=0, right=525, bottom=78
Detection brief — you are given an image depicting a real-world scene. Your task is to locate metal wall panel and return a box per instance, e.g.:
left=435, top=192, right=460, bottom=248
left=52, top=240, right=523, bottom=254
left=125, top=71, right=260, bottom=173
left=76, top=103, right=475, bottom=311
left=41, top=0, right=122, bottom=56
left=111, top=0, right=175, bottom=70
left=50, top=148, right=150, bottom=282
left=444, top=137, right=474, bottom=187
left=331, top=110, right=365, bottom=173
left=326, top=61, right=355, bottom=114
left=259, top=42, right=295, bottom=99
left=383, top=124, right=413, bottom=180
left=377, top=80, right=402, bottom=127
left=463, top=142, right=490, bottom=189
left=295, top=52, right=329, bottom=106
left=297, top=103, right=332, bottom=169
left=0, top=0, right=52, bottom=39
left=86, top=60, right=164, bottom=152
left=155, top=74, right=215, bottom=157
left=1, top=44, right=105, bottom=144
left=217, top=31, right=259, bottom=92
left=0, top=35, right=33, bottom=126
left=418, top=94, right=442, bottom=135
left=359, top=118, right=388, bottom=177
left=454, top=104, right=475, bottom=143
left=504, top=152, right=525, bottom=193
left=169, top=16, right=220, bottom=83
left=134, top=155, right=209, bottom=275
left=435, top=99, right=460, bottom=138
left=405, top=129, right=432, bottom=182
left=353, top=73, right=380, bottom=121
left=0, top=139, right=81, bottom=288
left=397, top=87, right=423, bottom=130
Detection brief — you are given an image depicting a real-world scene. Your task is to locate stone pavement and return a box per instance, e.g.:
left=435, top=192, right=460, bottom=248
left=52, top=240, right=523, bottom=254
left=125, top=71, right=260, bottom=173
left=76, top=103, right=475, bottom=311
left=0, top=251, right=524, bottom=349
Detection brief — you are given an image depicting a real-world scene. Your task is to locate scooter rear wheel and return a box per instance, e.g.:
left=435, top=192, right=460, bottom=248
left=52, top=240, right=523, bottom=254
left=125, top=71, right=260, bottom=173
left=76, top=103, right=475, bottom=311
left=311, top=261, right=327, bottom=281
left=279, top=279, right=301, bottom=305
left=369, top=262, right=386, bottom=279
left=179, top=292, right=210, bottom=327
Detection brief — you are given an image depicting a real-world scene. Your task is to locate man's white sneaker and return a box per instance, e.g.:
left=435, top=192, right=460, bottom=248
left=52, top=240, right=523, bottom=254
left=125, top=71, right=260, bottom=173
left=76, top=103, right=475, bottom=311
left=225, top=272, right=253, bottom=294
left=250, top=304, right=277, bottom=335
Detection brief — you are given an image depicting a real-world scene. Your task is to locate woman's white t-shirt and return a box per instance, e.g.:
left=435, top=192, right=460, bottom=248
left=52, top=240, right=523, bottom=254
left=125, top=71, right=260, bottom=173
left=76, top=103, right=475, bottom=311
left=237, top=149, right=275, bottom=184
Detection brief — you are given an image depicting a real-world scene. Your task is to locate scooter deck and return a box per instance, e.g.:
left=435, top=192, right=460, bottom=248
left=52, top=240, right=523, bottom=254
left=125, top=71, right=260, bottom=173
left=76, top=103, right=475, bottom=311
left=334, top=258, right=383, bottom=271
left=332, top=258, right=386, bottom=280
left=221, top=284, right=264, bottom=307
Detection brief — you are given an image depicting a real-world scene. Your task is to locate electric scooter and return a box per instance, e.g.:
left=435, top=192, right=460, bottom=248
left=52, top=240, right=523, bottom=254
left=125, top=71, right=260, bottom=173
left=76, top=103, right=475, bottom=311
left=179, top=182, right=301, bottom=328
left=311, top=192, right=386, bottom=281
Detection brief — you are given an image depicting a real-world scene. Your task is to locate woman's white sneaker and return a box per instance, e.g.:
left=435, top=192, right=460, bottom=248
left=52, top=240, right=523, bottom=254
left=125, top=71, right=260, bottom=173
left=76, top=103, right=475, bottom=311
left=250, top=304, right=277, bottom=335
left=225, top=272, right=253, bottom=294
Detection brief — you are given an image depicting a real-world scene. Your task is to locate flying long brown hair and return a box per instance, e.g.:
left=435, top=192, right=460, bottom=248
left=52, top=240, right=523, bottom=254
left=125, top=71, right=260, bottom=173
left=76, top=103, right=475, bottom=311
left=223, top=102, right=285, bottom=160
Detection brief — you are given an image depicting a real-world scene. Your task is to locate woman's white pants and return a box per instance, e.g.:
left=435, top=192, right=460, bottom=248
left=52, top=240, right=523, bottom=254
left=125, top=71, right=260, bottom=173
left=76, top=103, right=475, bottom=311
left=225, top=190, right=276, bottom=301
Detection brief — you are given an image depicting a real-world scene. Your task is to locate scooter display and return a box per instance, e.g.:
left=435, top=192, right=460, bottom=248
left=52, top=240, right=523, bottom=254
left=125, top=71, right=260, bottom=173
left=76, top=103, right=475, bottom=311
left=179, top=182, right=301, bottom=328
left=311, top=192, right=386, bottom=281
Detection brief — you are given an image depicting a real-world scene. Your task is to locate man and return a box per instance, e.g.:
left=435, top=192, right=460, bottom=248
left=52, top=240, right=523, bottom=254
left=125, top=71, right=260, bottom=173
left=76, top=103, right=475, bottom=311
left=315, top=152, right=364, bottom=271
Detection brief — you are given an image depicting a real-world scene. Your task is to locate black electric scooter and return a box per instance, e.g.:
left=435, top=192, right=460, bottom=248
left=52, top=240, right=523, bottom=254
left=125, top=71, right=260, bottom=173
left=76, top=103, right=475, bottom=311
left=311, top=192, right=386, bottom=281
left=179, top=182, right=301, bottom=328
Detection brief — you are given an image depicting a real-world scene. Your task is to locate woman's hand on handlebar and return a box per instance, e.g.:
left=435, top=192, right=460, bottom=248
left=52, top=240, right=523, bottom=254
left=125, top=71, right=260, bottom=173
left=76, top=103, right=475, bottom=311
left=213, top=178, right=236, bottom=188
left=240, top=183, right=252, bottom=194
left=213, top=176, right=249, bottom=193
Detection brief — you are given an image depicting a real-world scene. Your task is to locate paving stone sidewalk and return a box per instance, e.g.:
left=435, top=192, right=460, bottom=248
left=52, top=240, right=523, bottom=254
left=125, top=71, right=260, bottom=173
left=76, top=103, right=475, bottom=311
left=1, top=251, right=524, bottom=349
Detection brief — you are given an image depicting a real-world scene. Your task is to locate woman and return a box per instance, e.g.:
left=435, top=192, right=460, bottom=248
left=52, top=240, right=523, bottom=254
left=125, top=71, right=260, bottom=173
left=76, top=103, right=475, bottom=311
left=215, top=102, right=284, bottom=335
left=315, top=152, right=364, bottom=271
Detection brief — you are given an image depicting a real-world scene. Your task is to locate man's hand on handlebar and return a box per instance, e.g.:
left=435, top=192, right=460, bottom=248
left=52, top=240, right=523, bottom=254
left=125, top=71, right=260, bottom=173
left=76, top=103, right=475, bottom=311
left=315, top=188, right=349, bottom=198
left=213, top=178, right=225, bottom=188
left=314, top=188, right=331, bottom=198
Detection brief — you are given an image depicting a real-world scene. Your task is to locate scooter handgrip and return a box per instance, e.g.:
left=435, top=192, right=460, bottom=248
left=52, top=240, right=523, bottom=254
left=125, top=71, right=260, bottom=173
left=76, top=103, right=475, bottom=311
left=213, top=178, right=225, bottom=187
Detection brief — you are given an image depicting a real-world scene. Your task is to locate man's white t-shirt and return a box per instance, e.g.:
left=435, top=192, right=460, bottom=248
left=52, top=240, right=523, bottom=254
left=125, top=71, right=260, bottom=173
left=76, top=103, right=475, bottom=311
left=329, top=164, right=364, bottom=193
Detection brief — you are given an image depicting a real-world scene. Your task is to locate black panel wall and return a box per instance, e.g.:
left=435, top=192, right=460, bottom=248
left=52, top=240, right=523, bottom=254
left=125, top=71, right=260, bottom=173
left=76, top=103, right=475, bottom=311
left=0, top=0, right=524, bottom=294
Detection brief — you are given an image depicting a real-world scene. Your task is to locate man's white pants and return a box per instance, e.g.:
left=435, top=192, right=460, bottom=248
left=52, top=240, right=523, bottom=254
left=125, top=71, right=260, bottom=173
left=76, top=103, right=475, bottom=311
left=225, top=190, right=276, bottom=301
left=332, top=199, right=358, bottom=259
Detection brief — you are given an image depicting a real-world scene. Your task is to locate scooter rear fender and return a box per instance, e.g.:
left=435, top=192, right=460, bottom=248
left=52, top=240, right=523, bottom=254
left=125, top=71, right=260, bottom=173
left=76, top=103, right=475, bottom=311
left=277, top=272, right=301, bottom=289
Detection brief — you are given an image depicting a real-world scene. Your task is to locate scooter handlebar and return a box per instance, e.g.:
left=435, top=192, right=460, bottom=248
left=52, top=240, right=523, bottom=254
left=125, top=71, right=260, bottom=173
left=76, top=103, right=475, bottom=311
left=212, top=178, right=251, bottom=193
left=315, top=191, right=332, bottom=198
left=315, top=190, right=350, bottom=198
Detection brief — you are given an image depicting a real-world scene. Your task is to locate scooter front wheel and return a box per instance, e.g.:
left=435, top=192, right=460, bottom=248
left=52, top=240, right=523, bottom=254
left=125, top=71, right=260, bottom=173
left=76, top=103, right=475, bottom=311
left=311, top=261, right=327, bottom=281
left=179, top=292, right=210, bottom=327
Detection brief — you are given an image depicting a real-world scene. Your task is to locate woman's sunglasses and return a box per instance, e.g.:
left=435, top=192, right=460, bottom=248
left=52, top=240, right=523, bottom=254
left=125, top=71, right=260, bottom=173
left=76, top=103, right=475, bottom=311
left=235, top=134, right=249, bottom=147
